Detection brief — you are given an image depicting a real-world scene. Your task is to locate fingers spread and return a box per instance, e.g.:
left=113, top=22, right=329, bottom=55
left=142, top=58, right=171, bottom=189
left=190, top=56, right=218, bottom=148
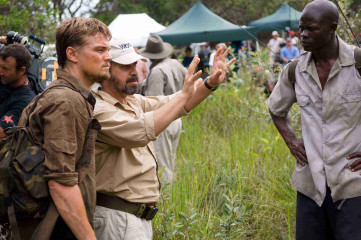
left=226, top=57, right=236, bottom=68
left=222, top=47, right=231, bottom=58
left=187, top=56, right=200, bottom=76
left=191, top=70, right=202, bottom=82
left=195, top=78, right=203, bottom=88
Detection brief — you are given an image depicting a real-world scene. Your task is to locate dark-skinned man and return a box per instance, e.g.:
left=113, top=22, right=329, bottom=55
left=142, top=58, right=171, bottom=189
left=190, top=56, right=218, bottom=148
left=268, top=0, right=361, bottom=239
left=92, top=38, right=235, bottom=239
left=0, top=44, right=35, bottom=139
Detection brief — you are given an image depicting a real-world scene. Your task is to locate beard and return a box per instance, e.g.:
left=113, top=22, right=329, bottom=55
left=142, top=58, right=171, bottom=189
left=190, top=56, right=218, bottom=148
left=111, top=75, right=139, bottom=95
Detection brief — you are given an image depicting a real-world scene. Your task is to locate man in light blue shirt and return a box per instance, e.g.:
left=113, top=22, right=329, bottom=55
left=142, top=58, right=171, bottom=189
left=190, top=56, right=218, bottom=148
left=280, top=37, right=300, bottom=65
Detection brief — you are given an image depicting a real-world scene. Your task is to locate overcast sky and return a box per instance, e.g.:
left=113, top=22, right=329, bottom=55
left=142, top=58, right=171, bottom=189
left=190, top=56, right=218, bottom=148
left=75, top=0, right=100, bottom=17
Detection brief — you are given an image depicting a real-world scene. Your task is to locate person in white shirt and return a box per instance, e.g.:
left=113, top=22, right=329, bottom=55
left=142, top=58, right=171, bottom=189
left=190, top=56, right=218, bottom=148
left=267, top=31, right=284, bottom=63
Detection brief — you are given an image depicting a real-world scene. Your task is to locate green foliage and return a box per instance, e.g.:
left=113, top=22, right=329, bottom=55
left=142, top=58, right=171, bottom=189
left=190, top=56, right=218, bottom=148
left=92, top=0, right=305, bottom=27
left=152, top=66, right=301, bottom=239
left=0, top=0, right=57, bottom=42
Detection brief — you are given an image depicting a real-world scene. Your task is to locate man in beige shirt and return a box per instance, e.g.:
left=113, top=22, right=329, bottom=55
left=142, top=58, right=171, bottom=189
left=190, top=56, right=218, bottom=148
left=268, top=1, right=361, bottom=239
left=140, top=35, right=188, bottom=182
left=93, top=38, right=235, bottom=239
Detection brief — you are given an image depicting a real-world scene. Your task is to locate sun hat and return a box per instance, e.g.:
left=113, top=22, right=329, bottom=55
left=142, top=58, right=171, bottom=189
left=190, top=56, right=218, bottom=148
left=272, top=31, right=279, bottom=36
left=109, top=38, right=146, bottom=65
left=138, top=35, right=173, bottom=60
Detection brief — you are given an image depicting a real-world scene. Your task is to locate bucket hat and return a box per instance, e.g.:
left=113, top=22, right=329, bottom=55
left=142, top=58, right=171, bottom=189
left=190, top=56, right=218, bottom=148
left=138, top=35, right=173, bottom=60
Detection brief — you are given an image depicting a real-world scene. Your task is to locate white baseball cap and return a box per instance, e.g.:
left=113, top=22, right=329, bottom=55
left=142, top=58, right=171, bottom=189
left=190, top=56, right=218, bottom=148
left=109, top=38, right=146, bottom=65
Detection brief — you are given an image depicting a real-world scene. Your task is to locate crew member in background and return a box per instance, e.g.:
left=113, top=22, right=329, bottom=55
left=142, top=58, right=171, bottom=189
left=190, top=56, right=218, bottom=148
left=140, top=35, right=187, bottom=182
left=280, top=37, right=300, bottom=65
left=267, top=31, right=284, bottom=63
left=182, top=47, right=194, bottom=68
left=134, top=47, right=148, bottom=86
left=93, top=37, right=235, bottom=239
left=0, top=44, right=35, bottom=139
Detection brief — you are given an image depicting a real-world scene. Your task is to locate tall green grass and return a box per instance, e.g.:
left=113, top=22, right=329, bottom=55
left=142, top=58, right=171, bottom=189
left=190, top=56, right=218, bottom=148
left=153, top=79, right=301, bottom=239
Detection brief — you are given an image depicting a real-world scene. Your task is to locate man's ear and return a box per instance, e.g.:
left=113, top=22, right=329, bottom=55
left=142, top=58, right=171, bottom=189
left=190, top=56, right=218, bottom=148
left=18, top=66, right=26, bottom=76
left=66, top=46, right=79, bottom=64
left=330, top=22, right=338, bottom=33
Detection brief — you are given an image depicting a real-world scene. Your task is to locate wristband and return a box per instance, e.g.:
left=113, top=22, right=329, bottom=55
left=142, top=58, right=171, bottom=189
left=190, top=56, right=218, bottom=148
left=203, top=77, right=218, bottom=91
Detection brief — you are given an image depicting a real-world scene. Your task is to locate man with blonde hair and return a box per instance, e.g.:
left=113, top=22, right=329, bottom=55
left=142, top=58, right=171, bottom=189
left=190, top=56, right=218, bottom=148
left=18, top=17, right=111, bottom=239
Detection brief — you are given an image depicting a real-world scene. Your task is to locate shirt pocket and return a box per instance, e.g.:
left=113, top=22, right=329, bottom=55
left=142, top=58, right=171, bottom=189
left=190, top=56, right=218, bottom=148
left=297, top=95, right=314, bottom=126
left=340, top=94, right=361, bottom=128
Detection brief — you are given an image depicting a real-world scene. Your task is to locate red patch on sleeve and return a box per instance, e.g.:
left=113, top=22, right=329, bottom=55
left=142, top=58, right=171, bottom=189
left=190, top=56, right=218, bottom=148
left=3, top=115, right=14, bottom=124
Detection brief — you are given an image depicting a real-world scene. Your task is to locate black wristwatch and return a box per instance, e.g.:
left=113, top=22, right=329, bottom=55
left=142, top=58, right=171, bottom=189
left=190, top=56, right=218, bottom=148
left=203, top=77, right=218, bottom=91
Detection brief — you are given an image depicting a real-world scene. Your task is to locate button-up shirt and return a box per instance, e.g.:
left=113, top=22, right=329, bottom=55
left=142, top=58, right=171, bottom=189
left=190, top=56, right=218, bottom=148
left=93, top=89, right=187, bottom=203
left=144, top=58, right=187, bottom=96
left=267, top=37, right=361, bottom=206
left=18, top=69, right=97, bottom=223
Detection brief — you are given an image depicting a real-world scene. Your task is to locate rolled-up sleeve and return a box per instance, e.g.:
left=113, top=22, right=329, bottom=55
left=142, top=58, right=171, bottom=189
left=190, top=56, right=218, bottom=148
left=94, top=101, right=157, bottom=148
left=41, top=99, right=85, bottom=186
left=267, top=64, right=296, bottom=117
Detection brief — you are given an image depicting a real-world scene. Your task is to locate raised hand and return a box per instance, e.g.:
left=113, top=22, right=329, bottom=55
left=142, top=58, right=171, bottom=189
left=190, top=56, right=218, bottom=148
left=181, top=56, right=202, bottom=100
left=207, top=44, right=236, bottom=87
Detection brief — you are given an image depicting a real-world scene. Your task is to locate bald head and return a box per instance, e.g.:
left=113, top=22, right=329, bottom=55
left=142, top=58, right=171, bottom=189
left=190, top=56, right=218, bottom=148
left=303, top=0, right=339, bottom=26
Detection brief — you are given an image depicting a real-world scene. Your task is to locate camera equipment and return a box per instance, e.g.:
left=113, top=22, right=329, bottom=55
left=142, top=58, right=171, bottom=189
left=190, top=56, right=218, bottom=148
left=0, top=31, right=57, bottom=94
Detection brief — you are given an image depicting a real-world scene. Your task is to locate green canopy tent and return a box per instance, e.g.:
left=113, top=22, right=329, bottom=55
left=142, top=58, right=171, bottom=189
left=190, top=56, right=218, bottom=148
left=247, top=4, right=301, bottom=32
left=151, top=1, right=257, bottom=45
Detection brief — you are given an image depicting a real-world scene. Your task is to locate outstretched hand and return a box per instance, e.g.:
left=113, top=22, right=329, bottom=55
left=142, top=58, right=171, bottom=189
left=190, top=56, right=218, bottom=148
left=207, top=44, right=236, bottom=87
left=181, top=56, right=202, bottom=100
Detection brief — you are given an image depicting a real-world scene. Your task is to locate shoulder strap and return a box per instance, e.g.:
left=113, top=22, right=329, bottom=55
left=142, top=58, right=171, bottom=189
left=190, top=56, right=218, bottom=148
left=25, top=84, right=81, bottom=126
left=354, top=48, right=361, bottom=76
left=288, top=59, right=299, bottom=90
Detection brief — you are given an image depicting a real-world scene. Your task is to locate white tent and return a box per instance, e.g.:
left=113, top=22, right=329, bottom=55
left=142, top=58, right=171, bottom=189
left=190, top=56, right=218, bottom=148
left=108, top=13, right=165, bottom=47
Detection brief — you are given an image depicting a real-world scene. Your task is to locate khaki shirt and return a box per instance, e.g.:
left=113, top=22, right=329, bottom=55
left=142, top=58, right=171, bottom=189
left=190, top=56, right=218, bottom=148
left=268, top=37, right=361, bottom=206
left=144, top=58, right=187, bottom=96
left=93, top=88, right=187, bottom=203
left=18, top=69, right=97, bottom=223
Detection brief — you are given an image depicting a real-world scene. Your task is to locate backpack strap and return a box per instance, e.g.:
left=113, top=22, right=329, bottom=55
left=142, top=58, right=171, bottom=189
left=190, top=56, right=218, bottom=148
left=287, top=59, right=299, bottom=90
left=30, top=200, right=58, bottom=240
left=354, top=47, right=361, bottom=76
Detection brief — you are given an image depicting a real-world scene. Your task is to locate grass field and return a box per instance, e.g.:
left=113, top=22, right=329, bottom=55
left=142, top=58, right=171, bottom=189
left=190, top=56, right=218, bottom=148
left=153, top=74, right=302, bottom=239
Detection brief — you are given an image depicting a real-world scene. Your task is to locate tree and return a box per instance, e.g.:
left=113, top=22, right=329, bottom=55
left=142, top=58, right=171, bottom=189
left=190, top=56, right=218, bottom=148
left=0, top=0, right=57, bottom=43
left=52, top=0, right=93, bottom=22
left=91, top=0, right=305, bottom=27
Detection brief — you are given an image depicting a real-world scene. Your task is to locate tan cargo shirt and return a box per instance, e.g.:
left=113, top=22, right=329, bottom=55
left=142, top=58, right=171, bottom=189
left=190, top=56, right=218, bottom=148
left=18, top=69, right=97, bottom=223
left=93, top=88, right=187, bottom=203
left=268, top=37, right=361, bottom=206
left=144, top=58, right=187, bottom=96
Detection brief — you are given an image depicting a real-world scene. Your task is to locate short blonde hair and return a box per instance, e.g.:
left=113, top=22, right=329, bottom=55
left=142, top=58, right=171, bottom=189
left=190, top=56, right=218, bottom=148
left=56, top=17, right=111, bottom=68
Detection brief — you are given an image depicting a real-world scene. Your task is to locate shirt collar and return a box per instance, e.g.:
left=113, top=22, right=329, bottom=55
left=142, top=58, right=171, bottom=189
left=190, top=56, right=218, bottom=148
left=56, top=68, right=96, bottom=108
left=299, top=36, right=355, bottom=72
left=92, top=87, right=136, bottom=108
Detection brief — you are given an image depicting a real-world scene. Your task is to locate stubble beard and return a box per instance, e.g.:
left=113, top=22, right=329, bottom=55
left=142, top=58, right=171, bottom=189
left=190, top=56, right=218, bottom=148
left=85, top=68, right=111, bottom=84
left=111, top=75, right=139, bottom=95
